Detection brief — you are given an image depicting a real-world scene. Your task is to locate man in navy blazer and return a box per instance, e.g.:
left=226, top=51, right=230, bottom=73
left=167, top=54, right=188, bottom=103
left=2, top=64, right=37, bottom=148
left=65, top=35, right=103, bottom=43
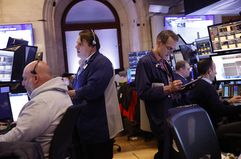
left=135, top=30, right=183, bottom=159
left=189, top=59, right=241, bottom=154
left=68, top=30, right=123, bottom=159
left=173, top=60, right=191, bottom=105
left=173, top=60, right=190, bottom=85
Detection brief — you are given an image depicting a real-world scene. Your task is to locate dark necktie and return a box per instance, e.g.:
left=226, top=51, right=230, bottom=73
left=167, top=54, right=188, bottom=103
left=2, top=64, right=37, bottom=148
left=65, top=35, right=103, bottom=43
left=159, top=59, right=173, bottom=83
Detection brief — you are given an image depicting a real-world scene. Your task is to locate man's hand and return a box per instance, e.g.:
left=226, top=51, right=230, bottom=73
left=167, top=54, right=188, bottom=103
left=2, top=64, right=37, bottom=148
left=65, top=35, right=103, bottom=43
left=170, top=80, right=183, bottom=92
left=228, top=95, right=241, bottom=105
left=164, top=80, right=183, bottom=94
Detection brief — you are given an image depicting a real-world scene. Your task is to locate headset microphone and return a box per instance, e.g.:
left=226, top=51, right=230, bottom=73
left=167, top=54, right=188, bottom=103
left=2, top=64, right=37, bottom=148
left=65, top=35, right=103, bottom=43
left=91, top=29, right=96, bottom=46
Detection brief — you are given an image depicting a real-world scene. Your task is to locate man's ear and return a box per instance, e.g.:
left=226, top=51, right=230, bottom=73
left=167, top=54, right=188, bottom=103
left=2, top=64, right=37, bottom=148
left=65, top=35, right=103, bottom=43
left=33, top=75, right=39, bottom=84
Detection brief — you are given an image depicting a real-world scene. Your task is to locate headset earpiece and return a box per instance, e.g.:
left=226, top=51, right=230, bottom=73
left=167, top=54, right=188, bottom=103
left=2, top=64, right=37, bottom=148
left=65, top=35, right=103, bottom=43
left=91, top=29, right=96, bottom=46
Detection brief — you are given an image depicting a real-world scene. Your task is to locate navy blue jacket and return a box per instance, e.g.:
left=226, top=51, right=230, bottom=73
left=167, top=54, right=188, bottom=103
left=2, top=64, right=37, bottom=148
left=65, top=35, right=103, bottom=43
left=173, top=72, right=189, bottom=85
left=189, top=79, right=241, bottom=128
left=72, top=52, right=113, bottom=143
left=173, top=72, right=191, bottom=106
left=135, top=52, right=175, bottom=135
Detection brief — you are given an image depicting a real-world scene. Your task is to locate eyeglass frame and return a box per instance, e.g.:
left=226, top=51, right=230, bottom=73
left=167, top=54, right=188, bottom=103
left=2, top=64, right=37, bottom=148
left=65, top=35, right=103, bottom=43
left=164, top=43, right=175, bottom=52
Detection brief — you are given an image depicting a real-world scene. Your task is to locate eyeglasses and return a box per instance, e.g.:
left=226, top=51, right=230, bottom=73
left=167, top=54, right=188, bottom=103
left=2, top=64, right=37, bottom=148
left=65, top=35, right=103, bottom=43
left=30, top=60, right=40, bottom=74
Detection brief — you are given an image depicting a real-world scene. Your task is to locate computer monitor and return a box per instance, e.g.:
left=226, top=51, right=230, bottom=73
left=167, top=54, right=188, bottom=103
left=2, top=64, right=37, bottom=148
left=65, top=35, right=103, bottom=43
left=6, top=37, right=28, bottom=48
left=179, top=45, right=197, bottom=64
left=208, top=19, right=241, bottom=53
left=25, top=46, right=38, bottom=65
left=128, top=51, right=150, bottom=82
left=164, top=15, right=214, bottom=43
left=0, top=50, right=14, bottom=82
left=0, top=23, right=34, bottom=49
left=0, top=86, right=13, bottom=122
left=3, top=45, right=37, bottom=82
left=9, top=92, right=29, bottom=121
left=4, top=45, right=25, bottom=82
left=211, top=52, right=241, bottom=81
left=195, top=36, right=212, bottom=55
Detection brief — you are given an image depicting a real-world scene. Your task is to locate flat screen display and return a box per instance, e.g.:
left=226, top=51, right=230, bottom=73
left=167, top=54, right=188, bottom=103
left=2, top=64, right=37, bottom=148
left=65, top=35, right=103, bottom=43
left=0, top=86, right=12, bottom=121
left=128, top=51, right=150, bottom=83
left=0, top=23, right=34, bottom=49
left=0, top=50, right=14, bottom=82
left=9, top=92, right=29, bottom=121
left=208, top=20, right=241, bottom=53
left=211, top=52, right=241, bottom=81
left=164, top=15, right=214, bottom=43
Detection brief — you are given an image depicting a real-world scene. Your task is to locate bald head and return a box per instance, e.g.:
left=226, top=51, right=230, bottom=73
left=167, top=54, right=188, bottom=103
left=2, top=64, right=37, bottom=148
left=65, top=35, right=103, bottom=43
left=24, top=61, right=52, bottom=76
left=22, top=61, right=52, bottom=93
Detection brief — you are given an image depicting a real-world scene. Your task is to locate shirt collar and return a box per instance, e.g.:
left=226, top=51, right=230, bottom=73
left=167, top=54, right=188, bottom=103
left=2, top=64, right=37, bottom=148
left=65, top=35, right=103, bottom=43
left=176, top=72, right=186, bottom=79
left=202, top=77, right=212, bottom=84
left=85, top=51, right=96, bottom=63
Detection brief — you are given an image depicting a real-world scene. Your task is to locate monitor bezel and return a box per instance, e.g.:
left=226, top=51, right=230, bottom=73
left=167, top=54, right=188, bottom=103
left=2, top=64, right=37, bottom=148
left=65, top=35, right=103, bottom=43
left=208, top=19, right=241, bottom=54
left=0, top=50, right=15, bottom=82
left=0, top=85, right=14, bottom=122
left=0, top=23, right=34, bottom=49
left=210, top=52, right=241, bottom=82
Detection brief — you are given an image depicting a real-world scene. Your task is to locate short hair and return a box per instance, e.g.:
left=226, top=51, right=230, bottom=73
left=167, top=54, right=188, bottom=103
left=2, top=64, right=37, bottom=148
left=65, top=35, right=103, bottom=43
left=79, top=30, right=100, bottom=50
left=175, top=61, right=188, bottom=71
left=157, top=30, right=179, bottom=44
left=197, top=59, right=213, bottom=75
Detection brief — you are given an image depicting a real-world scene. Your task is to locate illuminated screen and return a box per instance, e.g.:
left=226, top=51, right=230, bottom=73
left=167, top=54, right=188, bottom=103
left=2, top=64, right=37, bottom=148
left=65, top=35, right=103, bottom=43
left=233, top=85, right=238, bottom=96
left=164, top=15, right=214, bottom=43
left=208, top=20, right=241, bottom=53
left=9, top=93, right=29, bottom=121
left=0, top=50, right=14, bottom=82
left=211, top=52, right=241, bottom=81
left=0, top=86, right=12, bottom=121
left=0, top=23, right=34, bottom=49
left=223, top=86, right=229, bottom=97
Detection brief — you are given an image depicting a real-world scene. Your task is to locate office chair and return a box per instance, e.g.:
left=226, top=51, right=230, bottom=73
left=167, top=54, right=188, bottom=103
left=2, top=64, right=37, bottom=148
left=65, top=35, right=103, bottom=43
left=167, top=105, right=221, bottom=159
left=0, top=141, right=44, bottom=159
left=49, top=104, right=84, bottom=159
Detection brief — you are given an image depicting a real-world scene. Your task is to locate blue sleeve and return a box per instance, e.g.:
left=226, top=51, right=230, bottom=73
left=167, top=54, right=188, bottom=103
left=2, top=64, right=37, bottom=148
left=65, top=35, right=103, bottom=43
left=135, top=58, right=168, bottom=101
left=75, top=59, right=113, bottom=101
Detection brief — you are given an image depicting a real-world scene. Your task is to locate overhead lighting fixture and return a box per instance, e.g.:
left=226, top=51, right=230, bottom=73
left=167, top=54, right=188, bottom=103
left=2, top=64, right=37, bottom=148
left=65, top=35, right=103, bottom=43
left=149, top=4, right=169, bottom=13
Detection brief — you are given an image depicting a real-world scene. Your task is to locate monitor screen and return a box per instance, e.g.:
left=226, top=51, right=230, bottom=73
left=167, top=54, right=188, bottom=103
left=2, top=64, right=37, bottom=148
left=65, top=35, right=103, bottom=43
left=223, top=85, right=230, bottom=97
left=195, top=36, right=212, bottom=55
left=128, top=51, right=150, bottom=83
left=0, top=86, right=13, bottom=122
left=233, top=85, right=239, bottom=96
left=9, top=92, right=29, bottom=121
left=208, top=20, right=241, bottom=53
left=164, top=15, right=214, bottom=43
left=211, top=52, right=241, bottom=81
left=0, top=50, right=14, bottom=82
left=25, top=46, right=38, bottom=65
left=0, top=23, right=34, bottom=49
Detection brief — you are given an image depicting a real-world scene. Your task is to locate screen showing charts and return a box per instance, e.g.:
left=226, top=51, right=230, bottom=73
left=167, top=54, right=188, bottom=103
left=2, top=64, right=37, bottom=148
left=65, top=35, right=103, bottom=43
left=211, top=52, right=241, bottom=81
left=208, top=20, right=241, bottom=53
left=0, top=50, right=14, bottom=82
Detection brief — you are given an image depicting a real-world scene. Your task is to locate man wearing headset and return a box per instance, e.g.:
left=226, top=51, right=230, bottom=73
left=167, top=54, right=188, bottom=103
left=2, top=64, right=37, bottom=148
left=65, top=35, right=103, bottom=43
left=0, top=61, right=72, bottom=158
left=68, top=30, right=123, bottom=159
